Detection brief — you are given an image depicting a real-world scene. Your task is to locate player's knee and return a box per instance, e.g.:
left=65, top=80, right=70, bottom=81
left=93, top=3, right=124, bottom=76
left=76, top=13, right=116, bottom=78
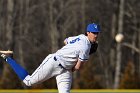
left=23, top=75, right=32, bottom=86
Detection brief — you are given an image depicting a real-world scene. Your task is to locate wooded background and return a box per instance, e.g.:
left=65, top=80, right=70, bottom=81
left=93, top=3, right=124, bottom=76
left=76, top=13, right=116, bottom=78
left=0, top=0, right=140, bottom=89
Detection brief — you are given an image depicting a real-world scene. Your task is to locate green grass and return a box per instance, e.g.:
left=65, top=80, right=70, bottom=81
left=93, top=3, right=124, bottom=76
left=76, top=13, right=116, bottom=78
left=0, top=89, right=140, bottom=93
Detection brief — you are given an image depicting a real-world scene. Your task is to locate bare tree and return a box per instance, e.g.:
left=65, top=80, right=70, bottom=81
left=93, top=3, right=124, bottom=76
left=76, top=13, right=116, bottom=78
left=0, top=0, right=18, bottom=88
left=109, top=14, right=117, bottom=88
left=114, top=0, right=125, bottom=89
left=48, top=0, right=60, bottom=52
left=136, top=1, right=140, bottom=74
left=17, top=0, right=30, bottom=89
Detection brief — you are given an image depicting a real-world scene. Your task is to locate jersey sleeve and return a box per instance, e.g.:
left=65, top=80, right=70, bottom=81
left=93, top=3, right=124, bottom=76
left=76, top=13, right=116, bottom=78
left=64, top=36, right=77, bottom=44
left=78, top=46, right=90, bottom=62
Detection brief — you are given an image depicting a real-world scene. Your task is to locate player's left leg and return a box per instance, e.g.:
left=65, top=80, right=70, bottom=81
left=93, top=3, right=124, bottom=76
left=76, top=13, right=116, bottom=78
left=56, top=70, right=72, bottom=93
left=0, top=53, right=64, bottom=86
left=23, top=54, right=64, bottom=86
left=0, top=53, right=29, bottom=80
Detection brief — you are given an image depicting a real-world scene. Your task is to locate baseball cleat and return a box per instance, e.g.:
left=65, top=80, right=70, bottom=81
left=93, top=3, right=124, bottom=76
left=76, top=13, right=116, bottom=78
left=1, top=54, right=7, bottom=59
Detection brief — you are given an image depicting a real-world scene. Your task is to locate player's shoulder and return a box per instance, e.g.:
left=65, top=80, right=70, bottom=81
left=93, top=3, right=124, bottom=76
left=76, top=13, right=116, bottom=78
left=78, top=34, right=85, bottom=38
left=78, top=34, right=90, bottom=44
left=76, top=34, right=85, bottom=42
left=79, top=34, right=91, bottom=49
left=67, top=34, right=85, bottom=39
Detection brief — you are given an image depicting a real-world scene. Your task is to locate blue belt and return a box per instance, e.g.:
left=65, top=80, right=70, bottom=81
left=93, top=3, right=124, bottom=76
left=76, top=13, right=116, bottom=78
left=54, top=56, right=66, bottom=69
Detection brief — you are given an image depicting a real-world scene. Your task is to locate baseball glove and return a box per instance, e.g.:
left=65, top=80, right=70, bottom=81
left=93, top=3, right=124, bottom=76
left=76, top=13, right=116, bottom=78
left=89, top=42, right=98, bottom=55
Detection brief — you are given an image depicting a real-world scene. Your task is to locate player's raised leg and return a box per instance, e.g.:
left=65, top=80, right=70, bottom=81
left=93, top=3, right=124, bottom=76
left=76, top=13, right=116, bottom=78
left=0, top=52, right=64, bottom=87
left=23, top=54, right=64, bottom=86
left=0, top=52, right=29, bottom=80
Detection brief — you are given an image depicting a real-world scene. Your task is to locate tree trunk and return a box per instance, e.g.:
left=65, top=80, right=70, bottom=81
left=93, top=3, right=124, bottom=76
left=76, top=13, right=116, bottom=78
left=81, top=0, right=86, bottom=33
left=137, top=21, right=140, bottom=76
left=114, top=0, right=124, bottom=89
left=49, top=0, right=59, bottom=53
left=0, top=0, right=16, bottom=88
left=18, top=0, right=29, bottom=89
left=109, top=14, right=116, bottom=88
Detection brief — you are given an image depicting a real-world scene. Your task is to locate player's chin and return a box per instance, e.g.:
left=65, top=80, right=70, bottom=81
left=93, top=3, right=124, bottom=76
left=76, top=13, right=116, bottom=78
left=90, top=40, right=96, bottom=43
left=91, top=39, right=96, bottom=43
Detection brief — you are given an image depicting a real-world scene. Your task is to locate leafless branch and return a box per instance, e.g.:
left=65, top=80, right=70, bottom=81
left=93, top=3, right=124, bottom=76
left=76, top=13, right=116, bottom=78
left=122, top=42, right=140, bottom=54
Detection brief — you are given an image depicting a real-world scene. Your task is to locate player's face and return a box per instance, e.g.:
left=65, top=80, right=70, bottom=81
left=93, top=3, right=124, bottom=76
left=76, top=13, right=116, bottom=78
left=87, top=32, right=99, bottom=43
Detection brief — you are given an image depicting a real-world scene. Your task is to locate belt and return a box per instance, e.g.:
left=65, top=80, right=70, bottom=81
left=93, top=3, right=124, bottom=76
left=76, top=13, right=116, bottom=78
left=54, top=56, right=66, bottom=69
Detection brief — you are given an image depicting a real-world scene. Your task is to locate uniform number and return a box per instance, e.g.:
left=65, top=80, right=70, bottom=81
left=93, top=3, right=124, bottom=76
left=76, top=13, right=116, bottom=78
left=70, top=38, right=80, bottom=44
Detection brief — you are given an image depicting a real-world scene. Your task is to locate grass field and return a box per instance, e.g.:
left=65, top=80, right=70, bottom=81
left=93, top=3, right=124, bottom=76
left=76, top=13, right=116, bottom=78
left=0, top=89, right=140, bottom=93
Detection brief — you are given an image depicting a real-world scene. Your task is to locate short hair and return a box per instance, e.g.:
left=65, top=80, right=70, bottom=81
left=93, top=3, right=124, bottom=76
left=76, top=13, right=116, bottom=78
left=85, top=32, right=88, bottom=36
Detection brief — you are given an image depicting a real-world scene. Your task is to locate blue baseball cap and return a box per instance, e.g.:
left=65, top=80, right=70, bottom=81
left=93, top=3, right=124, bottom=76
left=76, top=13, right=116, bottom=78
left=87, top=23, right=100, bottom=32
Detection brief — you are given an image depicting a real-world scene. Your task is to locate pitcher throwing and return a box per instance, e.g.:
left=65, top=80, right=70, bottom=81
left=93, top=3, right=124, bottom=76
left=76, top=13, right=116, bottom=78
left=0, top=23, right=100, bottom=93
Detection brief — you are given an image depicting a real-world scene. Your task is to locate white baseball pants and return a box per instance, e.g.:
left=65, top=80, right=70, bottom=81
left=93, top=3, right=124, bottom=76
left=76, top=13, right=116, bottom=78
left=23, top=54, right=72, bottom=93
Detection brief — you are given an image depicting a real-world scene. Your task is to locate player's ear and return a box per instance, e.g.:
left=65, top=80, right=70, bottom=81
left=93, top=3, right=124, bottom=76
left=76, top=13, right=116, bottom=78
left=86, top=32, right=90, bottom=35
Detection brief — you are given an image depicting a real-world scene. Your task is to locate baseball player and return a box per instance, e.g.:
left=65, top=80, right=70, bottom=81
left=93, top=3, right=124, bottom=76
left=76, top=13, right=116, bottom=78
left=0, top=23, right=100, bottom=93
